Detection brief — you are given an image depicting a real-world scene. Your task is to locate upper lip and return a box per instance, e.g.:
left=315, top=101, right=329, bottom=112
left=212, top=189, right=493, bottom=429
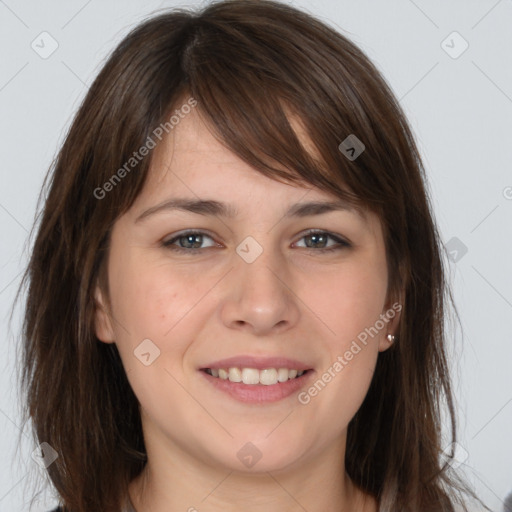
left=200, top=355, right=313, bottom=371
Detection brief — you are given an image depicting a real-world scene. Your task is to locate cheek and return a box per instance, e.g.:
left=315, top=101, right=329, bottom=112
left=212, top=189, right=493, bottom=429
left=107, top=252, right=224, bottom=380
left=107, top=261, right=199, bottom=407
left=109, top=255, right=197, bottom=338
left=303, top=321, right=379, bottom=438
left=307, top=258, right=388, bottom=343
left=303, top=258, right=385, bottom=397
left=302, top=258, right=386, bottom=428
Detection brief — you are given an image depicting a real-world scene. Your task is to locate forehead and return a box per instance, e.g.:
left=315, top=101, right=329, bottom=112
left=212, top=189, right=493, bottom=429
left=143, top=108, right=297, bottom=197
left=132, top=105, right=378, bottom=234
left=150, top=100, right=323, bottom=173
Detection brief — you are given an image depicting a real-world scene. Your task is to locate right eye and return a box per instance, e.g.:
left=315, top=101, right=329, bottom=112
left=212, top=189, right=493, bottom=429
left=161, top=230, right=219, bottom=253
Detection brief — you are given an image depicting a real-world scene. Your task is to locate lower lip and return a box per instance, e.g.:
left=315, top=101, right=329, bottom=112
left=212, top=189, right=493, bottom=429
left=199, top=370, right=314, bottom=404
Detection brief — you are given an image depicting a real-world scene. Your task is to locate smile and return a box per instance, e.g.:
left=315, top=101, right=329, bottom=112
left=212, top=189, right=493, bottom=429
left=200, top=368, right=313, bottom=403
left=203, top=367, right=307, bottom=385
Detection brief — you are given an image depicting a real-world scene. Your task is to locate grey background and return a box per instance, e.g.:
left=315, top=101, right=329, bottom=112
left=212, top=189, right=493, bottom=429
left=1, top=0, right=511, bottom=511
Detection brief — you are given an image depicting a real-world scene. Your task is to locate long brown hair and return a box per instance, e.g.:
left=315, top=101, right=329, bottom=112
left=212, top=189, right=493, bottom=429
left=18, top=1, right=487, bottom=510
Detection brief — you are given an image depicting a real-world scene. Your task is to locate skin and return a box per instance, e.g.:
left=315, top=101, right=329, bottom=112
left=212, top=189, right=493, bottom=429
left=94, top=106, right=401, bottom=512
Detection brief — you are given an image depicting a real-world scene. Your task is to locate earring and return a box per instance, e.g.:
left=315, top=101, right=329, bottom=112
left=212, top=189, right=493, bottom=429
left=386, top=334, right=396, bottom=344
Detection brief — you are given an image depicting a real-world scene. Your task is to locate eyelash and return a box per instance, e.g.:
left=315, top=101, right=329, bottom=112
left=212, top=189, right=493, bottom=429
left=161, top=229, right=351, bottom=254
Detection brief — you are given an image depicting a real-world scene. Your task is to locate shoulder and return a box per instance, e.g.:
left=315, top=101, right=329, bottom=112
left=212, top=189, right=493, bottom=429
left=47, top=507, right=63, bottom=512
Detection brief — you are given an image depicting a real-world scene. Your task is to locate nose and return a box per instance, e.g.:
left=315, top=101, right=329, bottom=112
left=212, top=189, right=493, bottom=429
left=219, top=241, right=301, bottom=336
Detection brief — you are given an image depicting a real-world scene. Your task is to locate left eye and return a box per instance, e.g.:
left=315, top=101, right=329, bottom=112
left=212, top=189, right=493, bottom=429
left=294, top=230, right=350, bottom=251
left=162, top=230, right=350, bottom=253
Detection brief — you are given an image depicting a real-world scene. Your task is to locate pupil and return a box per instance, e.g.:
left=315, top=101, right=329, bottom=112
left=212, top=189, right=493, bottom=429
left=183, top=234, right=202, bottom=248
left=307, top=233, right=326, bottom=248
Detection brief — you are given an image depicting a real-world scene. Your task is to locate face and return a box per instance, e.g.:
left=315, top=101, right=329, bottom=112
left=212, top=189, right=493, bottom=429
left=94, top=106, right=400, bottom=475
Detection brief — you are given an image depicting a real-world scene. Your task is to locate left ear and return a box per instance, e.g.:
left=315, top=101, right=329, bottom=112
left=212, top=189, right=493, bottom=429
left=93, top=284, right=115, bottom=344
left=378, top=293, right=403, bottom=352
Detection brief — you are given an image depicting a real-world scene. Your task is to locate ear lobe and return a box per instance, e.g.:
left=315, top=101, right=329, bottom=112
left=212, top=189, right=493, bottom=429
left=94, top=285, right=115, bottom=343
left=378, top=294, right=403, bottom=352
left=378, top=332, right=397, bottom=352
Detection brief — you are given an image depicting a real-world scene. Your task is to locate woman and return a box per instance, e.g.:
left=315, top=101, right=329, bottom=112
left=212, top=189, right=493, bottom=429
left=19, top=0, right=487, bottom=511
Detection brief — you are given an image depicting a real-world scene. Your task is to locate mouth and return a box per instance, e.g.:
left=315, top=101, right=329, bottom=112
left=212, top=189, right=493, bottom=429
left=201, top=367, right=310, bottom=385
left=199, top=367, right=314, bottom=404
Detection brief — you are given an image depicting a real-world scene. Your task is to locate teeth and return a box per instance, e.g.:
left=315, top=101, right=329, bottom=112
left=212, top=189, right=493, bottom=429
left=206, top=367, right=306, bottom=385
left=259, top=368, right=277, bottom=385
left=228, top=367, right=242, bottom=382
left=242, top=368, right=260, bottom=385
left=277, top=368, right=289, bottom=382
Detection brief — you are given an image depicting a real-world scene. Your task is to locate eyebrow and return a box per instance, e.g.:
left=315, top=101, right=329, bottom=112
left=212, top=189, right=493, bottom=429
left=135, top=197, right=367, bottom=223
